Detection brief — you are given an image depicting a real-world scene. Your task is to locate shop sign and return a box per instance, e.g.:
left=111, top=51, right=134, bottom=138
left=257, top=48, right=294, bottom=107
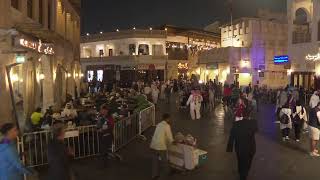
left=16, top=38, right=54, bottom=55
left=121, top=66, right=135, bottom=70
left=206, top=63, right=218, bottom=70
left=15, top=55, right=25, bottom=63
left=137, top=64, right=165, bottom=70
left=306, top=53, right=320, bottom=61
left=274, top=55, right=289, bottom=64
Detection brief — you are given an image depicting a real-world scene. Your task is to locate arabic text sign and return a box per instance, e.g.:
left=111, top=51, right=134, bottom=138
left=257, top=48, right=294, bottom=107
left=274, top=55, right=289, bottom=64
left=306, top=53, right=320, bottom=61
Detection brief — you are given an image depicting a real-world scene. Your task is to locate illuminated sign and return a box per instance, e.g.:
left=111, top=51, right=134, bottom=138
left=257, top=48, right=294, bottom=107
left=206, top=63, right=218, bottom=70
left=306, top=53, right=320, bottom=61
left=15, top=55, right=25, bottom=63
left=18, top=38, right=54, bottom=55
left=274, top=55, right=289, bottom=64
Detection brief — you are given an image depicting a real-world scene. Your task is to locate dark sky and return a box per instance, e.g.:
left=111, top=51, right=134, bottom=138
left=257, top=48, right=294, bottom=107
left=81, top=0, right=286, bottom=34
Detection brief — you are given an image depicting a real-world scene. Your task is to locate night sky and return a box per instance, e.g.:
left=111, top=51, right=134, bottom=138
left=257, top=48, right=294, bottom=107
left=81, top=0, right=286, bottom=34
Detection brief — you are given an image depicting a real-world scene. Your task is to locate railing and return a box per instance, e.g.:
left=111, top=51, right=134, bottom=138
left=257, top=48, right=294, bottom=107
left=17, top=125, right=100, bottom=167
left=17, top=104, right=156, bottom=168
left=80, top=55, right=168, bottom=62
left=113, top=113, right=140, bottom=152
left=138, top=105, right=156, bottom=140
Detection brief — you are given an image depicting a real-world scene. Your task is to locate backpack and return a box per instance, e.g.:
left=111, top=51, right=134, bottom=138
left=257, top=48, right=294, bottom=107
left=280, top=114, right=290, bottom=124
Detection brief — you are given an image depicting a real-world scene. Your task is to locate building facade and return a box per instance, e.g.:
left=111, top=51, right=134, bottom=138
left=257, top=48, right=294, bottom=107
left=199, top=10, right=289, bottom=88
left=0, top=0, right=81, bottom=127
left=287, top=0, right=320, bottom=89
left=80, top=26, right=220, bottom=84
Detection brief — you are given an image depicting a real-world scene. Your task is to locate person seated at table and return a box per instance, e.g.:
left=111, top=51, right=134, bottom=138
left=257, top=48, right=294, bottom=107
left=30, top=107, right=43, bottom=130
left=42, top=106, right=54, bottom=127
left=61, top=103, right=78, bottom=119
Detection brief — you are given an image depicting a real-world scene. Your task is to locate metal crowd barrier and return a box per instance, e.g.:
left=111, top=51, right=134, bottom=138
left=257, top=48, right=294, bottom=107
left=17, top=105, right=156, bottom=167
left=113, top=113, right=140, bottom=152
left=17, top=125, right=100, bottom=167
left=138, top=105, right=156, bottom=140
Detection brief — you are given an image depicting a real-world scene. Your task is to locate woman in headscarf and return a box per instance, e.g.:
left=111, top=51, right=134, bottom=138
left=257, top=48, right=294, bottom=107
left=227, top=97, right=257, bottom=180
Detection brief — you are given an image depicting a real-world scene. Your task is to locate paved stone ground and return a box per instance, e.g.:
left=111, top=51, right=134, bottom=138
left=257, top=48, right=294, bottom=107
left=37, top=100, right=320, bottom=180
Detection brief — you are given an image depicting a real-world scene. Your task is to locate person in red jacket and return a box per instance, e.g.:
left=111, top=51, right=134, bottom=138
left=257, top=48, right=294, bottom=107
left=234, top=98, right=246, bottom=121
left=223, top=84, right=232, bottom=108
left=97, top=104, right=115, bottom=167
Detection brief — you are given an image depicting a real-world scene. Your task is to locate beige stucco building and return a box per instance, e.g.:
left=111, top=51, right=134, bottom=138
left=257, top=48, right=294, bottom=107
left=80, top=26, right=220, bottom=83
left=287, top=0, right=320, bottom=89
left=199, top=9, right=289, bottom=88
left=0, top=0, right=81, bottom=128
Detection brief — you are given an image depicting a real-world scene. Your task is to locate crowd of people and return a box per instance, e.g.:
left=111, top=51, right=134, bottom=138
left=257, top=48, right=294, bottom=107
left=3, top=74, right=320, bottom=180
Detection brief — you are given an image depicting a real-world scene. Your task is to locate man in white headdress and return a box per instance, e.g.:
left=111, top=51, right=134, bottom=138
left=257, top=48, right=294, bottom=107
left=151, top=85, right=160, bottom=105
left=61, top=102, right=78, bottom=119
left=309, top=91, right=320, bottom=108
left=186, top=90, right=203, bottom=120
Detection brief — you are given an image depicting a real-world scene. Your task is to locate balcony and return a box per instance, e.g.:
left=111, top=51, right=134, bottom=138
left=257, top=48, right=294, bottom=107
left=80, top=55, right=168, bottom=65
left=292, top=31, right=311, bottom=44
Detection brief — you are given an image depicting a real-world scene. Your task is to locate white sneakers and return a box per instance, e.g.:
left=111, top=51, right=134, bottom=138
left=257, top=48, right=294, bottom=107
left=285, top=136, right=290, bottom=140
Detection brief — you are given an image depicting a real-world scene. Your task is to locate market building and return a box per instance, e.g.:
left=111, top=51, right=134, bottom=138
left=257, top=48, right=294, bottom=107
left=287, top=0, right=320, bottom=89
left=0, top=0, right=81, bottom=127
left=199, top=9, right=289, bottom=88
left=80, top=26, right=220, bottom=83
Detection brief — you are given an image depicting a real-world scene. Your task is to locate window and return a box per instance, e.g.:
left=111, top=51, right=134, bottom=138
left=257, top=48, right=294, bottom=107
left=152, top=45, right=164, bottom=56
left=39, top=0, right=43, bottom=24
left=129, top=44, right=136, bottom=55
left=108, top=49, right=113, bottom=56
left=27, top=0, right=33, bottom=18
left=97, top=70, right=103, bottom=82
left=138, top=44, right=149, bottom=55
left=99, top=49, right=104, bottom=57
left=87, top=71, right=94, bottom=82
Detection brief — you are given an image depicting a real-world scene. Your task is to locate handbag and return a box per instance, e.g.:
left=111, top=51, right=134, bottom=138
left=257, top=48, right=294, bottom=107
left=292, top=108, right=303, bottom=125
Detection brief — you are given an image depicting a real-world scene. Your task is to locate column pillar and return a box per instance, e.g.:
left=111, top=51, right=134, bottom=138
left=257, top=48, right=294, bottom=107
left=41, top=55, right=54, bottom=111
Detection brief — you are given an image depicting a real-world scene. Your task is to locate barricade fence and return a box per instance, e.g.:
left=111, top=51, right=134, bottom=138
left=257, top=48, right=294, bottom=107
left=113, top=113, right=140, bottom=152
left=18, top=105, right=155, bottom=167
left=139, top=104, right=156, bottom=135
left=17, top=125, right=100, bottom=167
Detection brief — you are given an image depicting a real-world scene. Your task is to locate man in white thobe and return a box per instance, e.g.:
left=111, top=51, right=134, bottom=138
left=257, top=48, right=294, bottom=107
left=187, top=90, right=203, bottom=120
left=152, top=86, right=160, bottom=105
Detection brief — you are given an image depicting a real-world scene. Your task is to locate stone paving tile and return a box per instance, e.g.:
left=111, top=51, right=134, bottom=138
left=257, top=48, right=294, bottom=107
left=38, top=102, right=320, bottom=180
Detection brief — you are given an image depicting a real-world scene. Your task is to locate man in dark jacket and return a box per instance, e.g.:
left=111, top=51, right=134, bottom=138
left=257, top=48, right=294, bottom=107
left=227, top=102, right=257, bottom=180
left=47, top=123, right=72, bottom=180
